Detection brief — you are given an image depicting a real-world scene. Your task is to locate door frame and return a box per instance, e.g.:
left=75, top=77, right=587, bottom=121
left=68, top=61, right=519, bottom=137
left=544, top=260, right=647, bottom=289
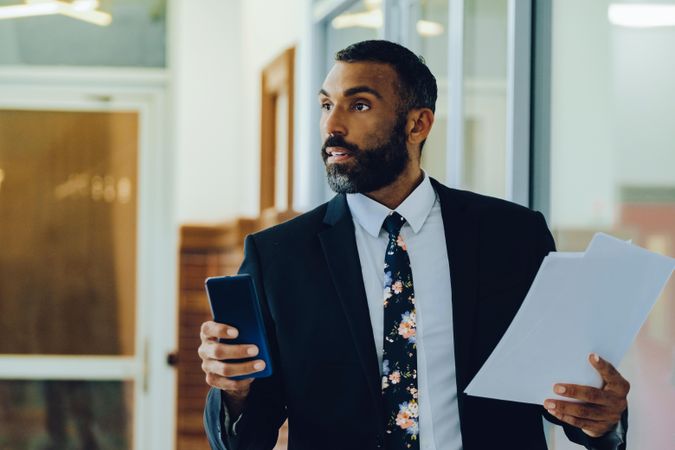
left=0, top=66, right=177, bottom=450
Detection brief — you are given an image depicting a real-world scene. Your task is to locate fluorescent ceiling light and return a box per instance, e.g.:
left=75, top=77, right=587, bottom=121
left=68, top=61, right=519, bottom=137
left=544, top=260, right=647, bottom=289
left=332, top=10, right=383, bottom=29
left=608, top=3, right=675, bottom=28
left=60, top=2, right=111, bottom=26
left=0, top=0, right=111, bottom=26
left=332, top=10, right=443, bottom=37
left=0, top=1, right=60, bottom=19
left=417, top=19, right=444, bottom=37
left=71, top=0, right=97, bottom=12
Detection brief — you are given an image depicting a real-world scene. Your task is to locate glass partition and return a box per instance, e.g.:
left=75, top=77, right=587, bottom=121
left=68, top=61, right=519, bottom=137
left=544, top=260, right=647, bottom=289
left=418, top=0, right=509, bottom=195
left=0, top=380, right=133, bottom=449
left=461, top=0, right=508, bottom=198
left=318, top=0, right=511, bottom=195
left=418, top=0, right=449, bottom=183
left=325, top=0, right=382, bottom=67
left=0, top=109, right=138, bottom=356
left=547, top=1, right=675, bottom=448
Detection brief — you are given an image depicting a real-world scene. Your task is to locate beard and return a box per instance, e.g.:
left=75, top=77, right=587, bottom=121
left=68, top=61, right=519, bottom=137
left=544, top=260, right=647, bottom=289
left=321, top=115, right=409, bottom=194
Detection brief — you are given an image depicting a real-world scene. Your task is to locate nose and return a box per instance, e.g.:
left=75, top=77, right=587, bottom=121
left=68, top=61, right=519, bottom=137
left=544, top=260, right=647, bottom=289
left=322, top=107, right=347, bottom=137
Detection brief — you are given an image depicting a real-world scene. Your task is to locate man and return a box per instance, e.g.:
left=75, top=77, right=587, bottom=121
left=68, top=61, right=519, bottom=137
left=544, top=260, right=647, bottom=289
left=199, top=40, right=629, bottom=449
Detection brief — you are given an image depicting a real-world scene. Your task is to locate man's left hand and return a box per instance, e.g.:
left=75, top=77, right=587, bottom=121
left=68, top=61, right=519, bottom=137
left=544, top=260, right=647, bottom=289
left=544, top=353, right=629, bottom=437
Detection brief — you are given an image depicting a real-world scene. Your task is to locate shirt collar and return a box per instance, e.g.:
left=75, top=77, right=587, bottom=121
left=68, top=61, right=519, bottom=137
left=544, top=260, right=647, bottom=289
left=346, top=172, right=436, bottom=237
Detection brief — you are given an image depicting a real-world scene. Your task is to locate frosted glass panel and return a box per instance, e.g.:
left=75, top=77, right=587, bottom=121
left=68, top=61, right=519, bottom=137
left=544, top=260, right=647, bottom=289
left=0, top=380, right=133, bottom=449
left=549, top=1, right=675, bottom=449
left=0, top=109, right=138, bottom=356
left=418, top=0, right=449, bottom=183
left=462, top=0, right=507, bottom=198
left=326, top=0, right=381, bottom=70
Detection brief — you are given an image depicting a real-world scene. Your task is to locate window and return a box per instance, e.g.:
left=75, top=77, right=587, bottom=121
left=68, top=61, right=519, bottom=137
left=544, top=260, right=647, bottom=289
left=541, top=1, right=675, bottom=448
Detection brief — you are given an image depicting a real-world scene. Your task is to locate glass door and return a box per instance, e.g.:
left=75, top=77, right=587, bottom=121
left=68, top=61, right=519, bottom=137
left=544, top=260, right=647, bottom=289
left=0, top=108, right=139, bottom=449
left=536, top=1, right=675, bottom=448
left=0, top=78, right=174, bottom=450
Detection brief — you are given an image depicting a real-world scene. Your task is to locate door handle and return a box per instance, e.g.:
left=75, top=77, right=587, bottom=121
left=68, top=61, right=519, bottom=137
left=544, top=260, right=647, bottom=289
left=166, top=351, right=179, bottom=367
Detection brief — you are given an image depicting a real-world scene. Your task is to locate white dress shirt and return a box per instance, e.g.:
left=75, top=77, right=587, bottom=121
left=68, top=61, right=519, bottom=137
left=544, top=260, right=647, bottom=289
left=346, top=173, right=463, bottom=450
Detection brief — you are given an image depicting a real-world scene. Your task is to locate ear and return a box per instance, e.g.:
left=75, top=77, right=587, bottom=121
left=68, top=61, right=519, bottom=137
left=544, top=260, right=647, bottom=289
left=406, top=108, right=435, bottom=147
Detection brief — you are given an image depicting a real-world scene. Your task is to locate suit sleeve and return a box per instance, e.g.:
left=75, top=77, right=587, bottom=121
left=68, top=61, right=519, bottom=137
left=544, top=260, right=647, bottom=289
left=532, top=212, right=628, bottom=450
left=203, top=234, right=288, bottom=450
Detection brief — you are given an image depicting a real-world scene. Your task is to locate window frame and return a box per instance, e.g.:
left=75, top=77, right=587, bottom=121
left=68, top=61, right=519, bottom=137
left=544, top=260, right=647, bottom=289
left=301, top=0, right=535, bottom=208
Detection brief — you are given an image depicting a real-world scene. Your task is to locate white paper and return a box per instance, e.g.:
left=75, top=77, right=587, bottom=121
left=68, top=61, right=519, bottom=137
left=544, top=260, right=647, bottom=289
left=464, top=233, right=675, bottom=405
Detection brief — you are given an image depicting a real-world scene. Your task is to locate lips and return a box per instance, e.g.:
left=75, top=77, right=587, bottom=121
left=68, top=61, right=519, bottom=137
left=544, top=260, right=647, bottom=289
left=326, top=147, right=354, bottom=163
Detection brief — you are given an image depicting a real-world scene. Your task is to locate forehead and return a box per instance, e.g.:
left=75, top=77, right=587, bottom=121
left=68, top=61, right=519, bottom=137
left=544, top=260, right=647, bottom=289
left=321, top=61, right=399, bottom=97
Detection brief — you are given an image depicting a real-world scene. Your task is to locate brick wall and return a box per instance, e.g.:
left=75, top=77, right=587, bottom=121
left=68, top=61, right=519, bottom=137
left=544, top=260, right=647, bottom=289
left=176, top=214, right=294, bottom=449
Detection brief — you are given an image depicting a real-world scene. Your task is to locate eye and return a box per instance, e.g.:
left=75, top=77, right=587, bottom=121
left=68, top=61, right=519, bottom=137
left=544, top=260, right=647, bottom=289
left=353, top=102, right=370, bottom=112
left=320, top=102, right=333, bottom=112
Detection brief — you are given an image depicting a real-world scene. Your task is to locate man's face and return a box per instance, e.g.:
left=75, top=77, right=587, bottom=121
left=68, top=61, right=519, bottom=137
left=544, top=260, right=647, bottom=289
left=318, top=61, right=410, bottom=194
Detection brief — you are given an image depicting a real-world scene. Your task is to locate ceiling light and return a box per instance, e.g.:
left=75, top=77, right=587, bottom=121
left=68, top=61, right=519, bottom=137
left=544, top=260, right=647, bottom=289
left=364, top=0, right=382, bottom=9
left=417, top=20, right=444, bottom=37
left=0, top=1, right=60, bottom=19
left=0, top=0, right=111, bottom=26
left=61, top=1, right=111, bottom=26
left=332, top=10, right=383, bottom=29
left=71, top=0, right=98, bottom=12
left=332, top=10, right=444, bottom=38
left=608, top=3, right=675, bottom=28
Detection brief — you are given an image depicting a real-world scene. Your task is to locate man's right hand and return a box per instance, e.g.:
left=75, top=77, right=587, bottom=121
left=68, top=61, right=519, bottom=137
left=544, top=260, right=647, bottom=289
left=198, top=320, right=267, bottom=415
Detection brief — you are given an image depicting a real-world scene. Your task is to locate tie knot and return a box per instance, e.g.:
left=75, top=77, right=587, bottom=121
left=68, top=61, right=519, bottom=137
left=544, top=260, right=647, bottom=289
left=382, top=212, right=406, bottom=236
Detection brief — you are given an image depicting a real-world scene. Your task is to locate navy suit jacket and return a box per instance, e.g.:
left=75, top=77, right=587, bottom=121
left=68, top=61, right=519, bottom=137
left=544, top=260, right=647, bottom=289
left=204, top=179, right=627, bottom=449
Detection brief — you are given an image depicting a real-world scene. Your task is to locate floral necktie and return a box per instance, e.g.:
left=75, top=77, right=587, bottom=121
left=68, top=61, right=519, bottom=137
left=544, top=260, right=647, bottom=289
left=381, top=212, right=419, bottom=449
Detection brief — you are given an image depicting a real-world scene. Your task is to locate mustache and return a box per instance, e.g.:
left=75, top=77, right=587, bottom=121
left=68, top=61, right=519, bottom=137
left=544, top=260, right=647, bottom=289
left=321, top=135, right=361, bottom=154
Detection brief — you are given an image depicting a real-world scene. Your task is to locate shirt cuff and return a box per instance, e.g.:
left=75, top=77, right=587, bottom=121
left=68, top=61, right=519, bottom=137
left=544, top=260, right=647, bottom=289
left=220, top=390, right=244, bottom=440
left=585, top=412, right=627, bottom=450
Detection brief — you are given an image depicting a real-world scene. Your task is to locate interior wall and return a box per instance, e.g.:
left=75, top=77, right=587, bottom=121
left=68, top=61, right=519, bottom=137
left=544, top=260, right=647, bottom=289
left=238, top=0, right=307, bottom=217
left=550, top=0, right=614, bottom=229
left=172, top=0, right=242, bottom=223
left=612, top=26, right=675, bottom=187
left=172, top=0, right=308, bottom=223
left=550, top=0, right=675, bottom=229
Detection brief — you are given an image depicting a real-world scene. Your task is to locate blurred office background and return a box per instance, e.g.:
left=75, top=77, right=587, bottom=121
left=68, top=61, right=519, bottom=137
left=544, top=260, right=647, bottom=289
left=0, top=0, right=673, bottom=449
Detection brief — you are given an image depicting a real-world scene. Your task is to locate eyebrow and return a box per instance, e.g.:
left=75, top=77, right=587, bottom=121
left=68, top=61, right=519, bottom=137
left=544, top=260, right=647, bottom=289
left=318, top=85, right=383, bottom=100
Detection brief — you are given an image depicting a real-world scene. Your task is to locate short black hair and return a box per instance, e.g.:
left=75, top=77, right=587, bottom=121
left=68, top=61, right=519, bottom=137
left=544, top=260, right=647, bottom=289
left=335, top=40, right=437, bottom=115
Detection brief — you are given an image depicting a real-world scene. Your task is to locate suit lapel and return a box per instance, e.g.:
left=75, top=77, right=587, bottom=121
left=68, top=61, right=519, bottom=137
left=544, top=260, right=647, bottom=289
left=431, top=179, right=481, bottom=396
left=318, top=195, right=384, bottom=422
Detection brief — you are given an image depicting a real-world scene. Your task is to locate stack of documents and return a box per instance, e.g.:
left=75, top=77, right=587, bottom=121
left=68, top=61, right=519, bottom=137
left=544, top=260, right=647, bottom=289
left=465, top=232, right=675, bottom=405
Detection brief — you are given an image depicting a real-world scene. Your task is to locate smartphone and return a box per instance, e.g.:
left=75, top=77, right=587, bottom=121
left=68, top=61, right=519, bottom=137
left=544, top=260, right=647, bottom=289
left=204, top=274, right=273, bottom=380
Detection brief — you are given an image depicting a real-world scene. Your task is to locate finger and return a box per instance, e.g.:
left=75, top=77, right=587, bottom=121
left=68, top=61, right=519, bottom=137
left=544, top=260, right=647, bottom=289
left=546, top=408, right=612, bottom=437
left=200, top=321, right=239, bottom=341
left=552, top=383, right=616, bottom=406
left=589, top=353, right=630, bottom=395
left=205, top=372, right=255, bottom=391
left=544, top=399, right=622, bottom=424
left=545, top=399, right=602, bottom=420
left=199, top=341, right=259, bottom=361
left=202, top=358, right=267, bottom=378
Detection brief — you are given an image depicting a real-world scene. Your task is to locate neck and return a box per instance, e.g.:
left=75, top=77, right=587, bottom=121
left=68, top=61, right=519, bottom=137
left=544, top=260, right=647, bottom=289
left=364, top=165, right=424, bottom=210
